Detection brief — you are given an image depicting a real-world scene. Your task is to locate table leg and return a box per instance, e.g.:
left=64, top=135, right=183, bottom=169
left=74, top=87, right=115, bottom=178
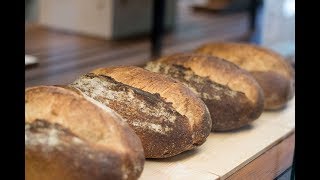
left=249, top=0, right=259, bottom=31
left=151, top=0, right=166, bottom=58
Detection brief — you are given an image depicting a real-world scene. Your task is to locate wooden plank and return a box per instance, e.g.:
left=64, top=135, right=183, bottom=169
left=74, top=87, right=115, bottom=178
left=25, top=31, right=250, bottom=87
left=25, top=28, right=250, bottom=87
left=25, top=11, right=248, bottom=62
left=226, top=133, right=295, bottom=180
left=25, top=0, right=251, bottom=87
left=140, top=164, right=220, bottom=180
left=139, top=97, right=295, bottom=180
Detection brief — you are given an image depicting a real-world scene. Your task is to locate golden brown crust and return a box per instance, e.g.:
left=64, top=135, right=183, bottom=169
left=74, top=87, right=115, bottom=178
left=195, top=42, right=294, bottom=78
left=91, top=66, right=210, bottom=128
left=71, top=66, right=212, bottom=158
left=145, top=53, right=264, bottom=131
left=25, top=86, right=144, bottom=180
left=70, top=74, right=193, bottom=158
left=195, top=42, right=295, bottom=109
left=152, top=53, right=262, bottom=105
left=26, top=120, right=126, bottom=180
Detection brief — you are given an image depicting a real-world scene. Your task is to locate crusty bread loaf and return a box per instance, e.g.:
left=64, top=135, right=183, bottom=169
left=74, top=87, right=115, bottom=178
left=145, top=53, right=264, bottom=131
left=25, top=86, right=145, bottom=180
left=195, top=42, right=295, bottom=110
left=70, top=66, right=212, bottom=158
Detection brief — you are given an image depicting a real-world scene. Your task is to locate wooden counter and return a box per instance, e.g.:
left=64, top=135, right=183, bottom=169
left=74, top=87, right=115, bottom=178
left=140, top=98, right=295, bottom=180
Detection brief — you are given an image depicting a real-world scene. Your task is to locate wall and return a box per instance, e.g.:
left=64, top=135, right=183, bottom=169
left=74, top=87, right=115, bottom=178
left=25, top=0, right=176, bottom=39
left=112, top=0, right=176, bottom=39
left=261, top=0, right=295, bottom=57
left=25, top=0, right=38, bottom=22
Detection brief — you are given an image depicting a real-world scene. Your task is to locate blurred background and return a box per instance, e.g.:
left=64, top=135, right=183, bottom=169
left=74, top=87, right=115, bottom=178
left=25, top=0, right=295, bottom=87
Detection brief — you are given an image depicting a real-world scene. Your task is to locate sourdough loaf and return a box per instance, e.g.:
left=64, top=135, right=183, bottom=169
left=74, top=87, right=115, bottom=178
left=25, top=86, right=145, bottom=180
left=70, top=66, right=212, bottom=158
left=195, top=42, right=295, bottom=110
left=145, top=53, right=264, bottom=131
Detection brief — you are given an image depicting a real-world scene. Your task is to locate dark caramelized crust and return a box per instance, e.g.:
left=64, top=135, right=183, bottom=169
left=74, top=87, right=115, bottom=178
left=26, top=120, right=126, bottom=180
left=71, top=74, right=193, bottom=158
left=70, top=66, right=212, bottom=158
left=145, top=53, right=264, bottom=131
left=25, top=86, right=145, bottom=180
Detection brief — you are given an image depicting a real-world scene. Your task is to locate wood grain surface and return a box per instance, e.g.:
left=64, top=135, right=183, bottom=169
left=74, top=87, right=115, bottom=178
left=139, top=98, right=295, bottom=180
left=226, top=133, right=294, bottom=180
left=25, top=1, right=250, bottom=87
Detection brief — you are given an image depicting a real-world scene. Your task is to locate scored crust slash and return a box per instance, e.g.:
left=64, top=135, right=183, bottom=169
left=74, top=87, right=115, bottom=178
left=145, top=53, right=264, bottom=131
left=70, top=66, right=212, bottom=158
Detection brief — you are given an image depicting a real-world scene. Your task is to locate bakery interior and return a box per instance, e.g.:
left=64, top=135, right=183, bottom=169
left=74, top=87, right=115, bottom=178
left=25, top=0, right=295, bottom=179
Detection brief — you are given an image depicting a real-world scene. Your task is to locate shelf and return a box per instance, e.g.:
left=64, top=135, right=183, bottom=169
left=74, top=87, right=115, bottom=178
left=140, top=97, right=295, bottom=179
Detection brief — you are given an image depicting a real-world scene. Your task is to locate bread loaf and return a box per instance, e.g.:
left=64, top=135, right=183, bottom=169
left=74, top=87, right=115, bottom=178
left=25, top=86, right=145, bottom=180
left=145, top=53, right=264, bottom=131
left=195, top=42, right=295, bottom=110
left=70, top=66, right=212, bottom=158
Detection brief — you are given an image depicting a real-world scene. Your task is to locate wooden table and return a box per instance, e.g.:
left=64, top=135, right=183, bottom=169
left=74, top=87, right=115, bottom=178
left=25, top=0, right=253, bottom=88
left=140, top=98, right=295, bottom=179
